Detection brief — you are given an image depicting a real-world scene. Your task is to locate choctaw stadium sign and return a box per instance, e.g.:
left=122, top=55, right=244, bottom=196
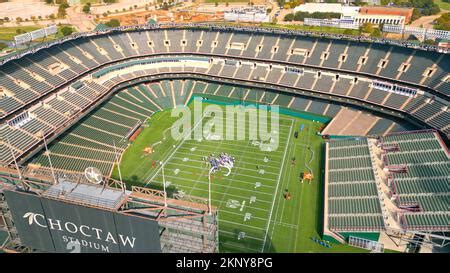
left=4, top=190, right=161, bottom=253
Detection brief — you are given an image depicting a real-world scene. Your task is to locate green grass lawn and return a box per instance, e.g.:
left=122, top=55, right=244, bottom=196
left=436, top=0, right=450, bottom=11
left=0, top=25, right=75, bottom=42
left=112, top=98, right=366, bottom=253
left=0, top=26, right=41, bottom=41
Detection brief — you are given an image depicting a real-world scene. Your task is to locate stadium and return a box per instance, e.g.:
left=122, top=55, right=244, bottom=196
left=0, top=23, right=448, bottom=253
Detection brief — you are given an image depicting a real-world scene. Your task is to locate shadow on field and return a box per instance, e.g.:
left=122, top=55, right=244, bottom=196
left=315, top=142, right=326, bottom=238
left=122, top=175, right=179, bottom=197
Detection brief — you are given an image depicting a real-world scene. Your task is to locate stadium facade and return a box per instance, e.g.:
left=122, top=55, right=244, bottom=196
left=0, top=23, right=448, bottom=253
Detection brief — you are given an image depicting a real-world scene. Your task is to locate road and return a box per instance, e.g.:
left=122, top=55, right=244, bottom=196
left=66, top=5, right=96, bottom=32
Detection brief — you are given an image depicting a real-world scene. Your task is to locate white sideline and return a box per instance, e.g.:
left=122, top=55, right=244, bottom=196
left=261, top=118, right=294, bottom=253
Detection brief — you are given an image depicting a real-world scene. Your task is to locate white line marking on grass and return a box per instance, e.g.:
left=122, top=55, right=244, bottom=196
left=170, top=167, right=277, bottom=183
left=219, top=230, right=264, bottom=242
left=219, top=219, right=265, bottom=231
left=261, top=118, right=294, bottom=253
left=270, top=221, right=299, bottom=229
left=173, top=151, right=282, bottom=171
left=215, top=135, right=253, bottom=209
left=264, top=142, right=296, bottom=252
left=274, top=142, right=297, bottom=227
left=144, top=114, right=206, bottom=187
left=219, top=242, right=262, bottom=253
left=151, top=179, right=273, bottom=207
left=169, top=158, right=280, bottom=176
left=159, top=174, right=276, bottom=197
left=220, top=210, right=270, bottom=222
left=293, top=122, right=314, bottom=252
left=177, top=144, right=285, bottom=159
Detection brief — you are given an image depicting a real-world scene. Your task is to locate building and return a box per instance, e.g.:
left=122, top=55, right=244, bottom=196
left=294, top=3, right=412, bottom=26
left=224, top=7, right=270, bottom=23
left=359, top=6, right=413, bottom=24
left=353, top=13, right=406, bottom=26
left=293, top=3, right=359, bottom=15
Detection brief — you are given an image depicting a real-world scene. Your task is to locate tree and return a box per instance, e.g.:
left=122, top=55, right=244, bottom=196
left=360, top=22, right=374, bottom=34
left=215, top=1, right=218, bottom=7
left=105, top=19, right=120, bottom=28
left=16, top=17, right=23, bottom=23
left=60, top=26, right=74, bottom=36
left=16, top=28, right=25, bottom=34
left=58, top=2, right=69, bottom=18
left=411, top=8, right=421, bottom=21
left=82, top=3, right=91, bottom=14
left=284, top=13, right=294, bottom=22
left=45, top=0, right=54, bottom=4
left=371, top=28, right=382, bottom=38
left=434, top=13, right=450, bottom=31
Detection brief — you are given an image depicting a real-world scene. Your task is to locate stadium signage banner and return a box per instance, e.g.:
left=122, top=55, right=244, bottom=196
left=4, top=190, right=161, bottom=253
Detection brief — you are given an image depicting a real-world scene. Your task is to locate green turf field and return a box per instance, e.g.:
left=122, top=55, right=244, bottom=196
left=112, top=99, right=367, bottom=253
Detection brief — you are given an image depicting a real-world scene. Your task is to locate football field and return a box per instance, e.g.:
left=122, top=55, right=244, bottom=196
left=112, top=100, right=366, bottom=253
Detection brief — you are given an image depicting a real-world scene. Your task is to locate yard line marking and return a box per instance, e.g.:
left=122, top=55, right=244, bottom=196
left=215, top=134, right=254, bottom=209
left=151, top=178, right=274, bottom=206
left=156, top=174, right=276, bottom=196
left=219, top=230, right=264, bottom=242
left=219, top=209, right=272, bottom=222
left=177, top=144, right=286, bottom=159
left=261, top=118, right=294, bottom=253
left=270, top=221, right=299, bottom=229
left=144, top=113, right=207, bottom=187
left=173, top=151, right=283, bottom=170
left=169, top=167, right=277, bottom=183
left=219, top=219, right=266, bottom=231
left=187, top=133, right=226, bottom=197
left=168, top=158, right=280, bottom=176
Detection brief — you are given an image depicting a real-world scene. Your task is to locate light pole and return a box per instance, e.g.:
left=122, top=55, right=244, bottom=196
left=43, top=136, right=57, bottom=184
left=208, top=167, right=214, bottom=215
left=160, top=161, right=168, bottom=208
